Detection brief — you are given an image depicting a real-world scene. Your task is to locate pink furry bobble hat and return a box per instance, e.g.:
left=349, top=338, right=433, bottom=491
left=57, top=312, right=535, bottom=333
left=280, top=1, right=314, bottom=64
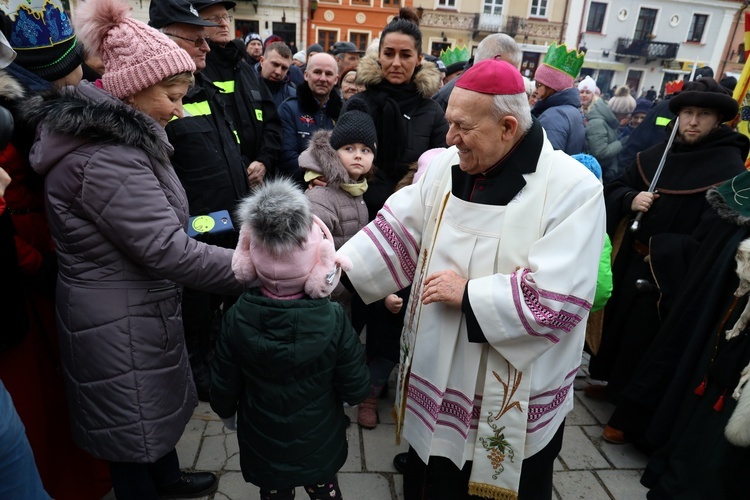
left=232, top=178, right=352, bottom=300
left=73, top=0, right=195, bottom=99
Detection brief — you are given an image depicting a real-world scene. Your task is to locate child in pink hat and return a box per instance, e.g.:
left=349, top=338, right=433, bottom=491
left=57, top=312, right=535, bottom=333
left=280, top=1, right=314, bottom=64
left=210, top=178, right=370, bottom=499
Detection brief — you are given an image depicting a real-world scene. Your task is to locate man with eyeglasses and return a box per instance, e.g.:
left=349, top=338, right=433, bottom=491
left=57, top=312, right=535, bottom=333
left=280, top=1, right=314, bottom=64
left=193, top=0, right=282, bottom=187
left=149, top=0, right=253, bottom=402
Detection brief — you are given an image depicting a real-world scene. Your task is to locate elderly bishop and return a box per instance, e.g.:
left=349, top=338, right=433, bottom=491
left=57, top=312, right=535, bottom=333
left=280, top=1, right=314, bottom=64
left=339, top=59, right=606, bottom=500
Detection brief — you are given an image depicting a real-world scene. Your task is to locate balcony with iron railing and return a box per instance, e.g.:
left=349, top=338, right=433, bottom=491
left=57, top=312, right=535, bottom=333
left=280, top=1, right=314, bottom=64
left=478, top=13, right=503, bottom=32
left=504, top=16, right=565, bottom=44
left=615, top=37, right=679, bottom=62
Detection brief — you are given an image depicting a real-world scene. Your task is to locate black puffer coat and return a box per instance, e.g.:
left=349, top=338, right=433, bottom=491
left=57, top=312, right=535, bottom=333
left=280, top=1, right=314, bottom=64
left=348, top=54, right=447, bottom=219
left=210, top=290, right=370, bottom=489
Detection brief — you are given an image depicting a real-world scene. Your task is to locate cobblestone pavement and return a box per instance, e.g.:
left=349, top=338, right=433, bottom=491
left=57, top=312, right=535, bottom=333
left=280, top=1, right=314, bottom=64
left=105, top=355, right=651, bottom=499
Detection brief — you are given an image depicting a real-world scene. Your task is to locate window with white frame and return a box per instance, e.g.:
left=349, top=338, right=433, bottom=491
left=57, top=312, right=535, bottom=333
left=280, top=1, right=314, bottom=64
left=437, top=0, right=457, bottom=8
left=586, top=2, right=607, bottom=33
left=483, top=0, right=503, bottom=15
left=530, top=0, right=547, bottom=17
left=687, top=14, right=708, bottom=43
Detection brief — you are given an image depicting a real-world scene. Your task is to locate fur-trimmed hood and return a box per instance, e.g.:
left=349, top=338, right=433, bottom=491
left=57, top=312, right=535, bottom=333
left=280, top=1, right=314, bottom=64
left=0, top=70, right=26, bottom=103
left=298, top=129, right=352, bottom=188
left=707, top=187, right=750, bottom=227
left=25, top=80, right=173, bottom=177
left=355, top=53, right=442, bottom=98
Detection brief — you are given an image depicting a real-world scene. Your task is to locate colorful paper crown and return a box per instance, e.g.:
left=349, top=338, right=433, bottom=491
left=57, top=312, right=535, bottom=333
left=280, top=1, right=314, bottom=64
left=5, top=0, right=75, bottom=50
left=664, top=80, right=684, bottom=96
left=541, top=42, right=585, bottom=79
left=440, top=46, right=469, bottom=67
left=1, top=0, right=81, bottom=82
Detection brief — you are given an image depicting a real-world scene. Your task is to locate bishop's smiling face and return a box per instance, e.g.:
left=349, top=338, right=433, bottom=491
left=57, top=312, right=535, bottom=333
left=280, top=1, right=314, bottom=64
left=445, top=87, right=512, bottom=175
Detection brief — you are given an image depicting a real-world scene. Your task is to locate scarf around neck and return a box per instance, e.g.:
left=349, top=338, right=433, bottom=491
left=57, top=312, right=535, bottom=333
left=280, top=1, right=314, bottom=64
left=361, top=79, right=424, bottom=177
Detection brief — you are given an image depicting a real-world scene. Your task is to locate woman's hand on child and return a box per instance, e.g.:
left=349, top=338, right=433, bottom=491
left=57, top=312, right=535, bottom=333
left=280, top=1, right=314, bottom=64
left=385, top=294, right=403, bottom=314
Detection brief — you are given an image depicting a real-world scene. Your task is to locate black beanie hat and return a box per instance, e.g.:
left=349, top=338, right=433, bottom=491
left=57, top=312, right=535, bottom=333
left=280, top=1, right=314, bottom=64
left=329, top=99, right=377, bottom=156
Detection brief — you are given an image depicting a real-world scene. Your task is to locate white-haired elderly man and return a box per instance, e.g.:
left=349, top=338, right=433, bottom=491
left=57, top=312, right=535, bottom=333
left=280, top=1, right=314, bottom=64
left=433, top=33, right=522, bottom=112
left=339, top=59, right=605, bottom=499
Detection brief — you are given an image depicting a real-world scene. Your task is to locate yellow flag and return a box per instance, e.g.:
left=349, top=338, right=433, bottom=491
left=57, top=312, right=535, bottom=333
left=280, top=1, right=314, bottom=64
left=732, top=12, right=750, bottom=167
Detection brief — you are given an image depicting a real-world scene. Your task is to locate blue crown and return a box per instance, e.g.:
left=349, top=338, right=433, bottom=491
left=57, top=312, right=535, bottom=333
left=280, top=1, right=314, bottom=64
left=8, top=0, right=74, bottom=50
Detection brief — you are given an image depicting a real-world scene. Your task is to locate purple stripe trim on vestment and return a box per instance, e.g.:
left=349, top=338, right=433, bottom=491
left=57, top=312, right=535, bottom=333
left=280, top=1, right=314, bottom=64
left=511, top=270, right=560, bottom=343
left=408, top=385, right=440, bottom=420
left=526, top=375, right=576, bottom=433
left=406, top=402, right=436, bottom=431
left=410, top=373, right=444, bottom=397
left=436, top=419, right=471, bottom=438
left=406, top=377, right=478, bottom=438
left=537, top=288, right=592, bottom=310
left=363, top=226, right=404, bottom=290
left=372, top=212, right=417, bottom=283
left=530, top=367, right=578, bottom=400
left=445, top=387, right=474, bottom=406
left=383, top=204, right=420, bottom=254
left=521, top=282, right=578, bottom=333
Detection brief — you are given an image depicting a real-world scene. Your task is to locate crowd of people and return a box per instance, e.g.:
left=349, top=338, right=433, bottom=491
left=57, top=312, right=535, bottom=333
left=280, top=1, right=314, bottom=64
left=2, top=0, right=750, bottom=499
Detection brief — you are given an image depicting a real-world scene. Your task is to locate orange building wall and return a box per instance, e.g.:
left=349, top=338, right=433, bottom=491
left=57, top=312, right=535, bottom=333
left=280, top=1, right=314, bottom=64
left=308, top=1, right=413, bottom=52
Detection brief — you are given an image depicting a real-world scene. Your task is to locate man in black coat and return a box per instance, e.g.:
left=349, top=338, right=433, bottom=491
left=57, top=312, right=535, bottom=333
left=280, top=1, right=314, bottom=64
left=195, top=0, right=282, bottom=185
left=150, top=0, right=250, bottom=400
left=587, top=77, right=749, bottom=444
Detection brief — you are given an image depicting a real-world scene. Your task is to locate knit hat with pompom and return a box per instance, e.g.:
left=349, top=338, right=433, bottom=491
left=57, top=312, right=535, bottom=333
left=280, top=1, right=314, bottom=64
left=608, top=86, right=636, bottom=114
left=74, top=0, right=195, bottom=99
left=231, top=178, right=352, bottom=299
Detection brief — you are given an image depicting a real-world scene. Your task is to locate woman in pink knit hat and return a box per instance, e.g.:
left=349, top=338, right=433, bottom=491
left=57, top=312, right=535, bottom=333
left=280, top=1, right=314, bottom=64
left=24, top=0, right=244, bottom=497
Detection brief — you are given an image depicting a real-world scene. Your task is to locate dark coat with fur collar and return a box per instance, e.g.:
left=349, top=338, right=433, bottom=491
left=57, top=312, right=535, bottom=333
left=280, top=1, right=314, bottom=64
left=300, top=130, right=368, bottom=249
left=348, top=54, right=447, bottom=220
left=278, top=82, right=343, bottom=184
left=25, top=81, right=242, bottom=463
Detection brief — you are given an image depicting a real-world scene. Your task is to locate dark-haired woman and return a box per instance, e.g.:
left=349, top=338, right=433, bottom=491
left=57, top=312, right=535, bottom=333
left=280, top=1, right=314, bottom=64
left=346, top=7, right=448, bottom=432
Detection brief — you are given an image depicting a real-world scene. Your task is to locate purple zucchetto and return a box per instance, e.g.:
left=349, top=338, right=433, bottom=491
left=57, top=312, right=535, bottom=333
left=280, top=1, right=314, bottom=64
left=455, top=59, right=525, bottom=95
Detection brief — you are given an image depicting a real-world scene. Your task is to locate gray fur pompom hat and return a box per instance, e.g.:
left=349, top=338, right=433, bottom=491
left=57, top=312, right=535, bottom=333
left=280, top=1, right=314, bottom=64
left=232, top=178, right=352, bottom=299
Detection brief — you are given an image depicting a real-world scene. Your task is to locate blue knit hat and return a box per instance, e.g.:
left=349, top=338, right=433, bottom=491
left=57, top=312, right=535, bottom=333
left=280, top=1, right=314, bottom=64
left=572, top=153, right=602, bottom=181
left=633, top=98, right=652, bottom=116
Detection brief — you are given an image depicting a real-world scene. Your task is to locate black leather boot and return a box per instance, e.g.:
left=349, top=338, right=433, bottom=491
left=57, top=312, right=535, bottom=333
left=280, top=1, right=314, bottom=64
left=393, top=452, right=408, bottom=474
left=158, top=471, right=218, bottom=498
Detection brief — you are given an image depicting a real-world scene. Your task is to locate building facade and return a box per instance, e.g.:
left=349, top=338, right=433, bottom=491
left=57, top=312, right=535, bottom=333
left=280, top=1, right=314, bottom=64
left=306, top=0, right=409, bottom=53
left=567, top=0, right=744, bottom=98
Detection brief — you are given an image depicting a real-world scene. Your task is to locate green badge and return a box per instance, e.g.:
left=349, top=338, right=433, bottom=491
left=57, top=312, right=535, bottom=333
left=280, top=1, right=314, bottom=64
left=255, top=109, right=263, bottom=121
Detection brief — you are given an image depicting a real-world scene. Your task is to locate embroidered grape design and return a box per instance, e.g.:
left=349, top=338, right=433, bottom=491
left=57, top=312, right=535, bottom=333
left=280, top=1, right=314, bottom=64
left=488, top=448, right=506, bottom=468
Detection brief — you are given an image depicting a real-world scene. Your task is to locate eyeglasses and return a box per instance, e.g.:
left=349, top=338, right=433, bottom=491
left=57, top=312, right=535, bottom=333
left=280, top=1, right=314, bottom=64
left=203, top=14, right=233, bottom=24
left=535, top=81, right=544, bottom=89
left=166, top=33, right=210, bottom=48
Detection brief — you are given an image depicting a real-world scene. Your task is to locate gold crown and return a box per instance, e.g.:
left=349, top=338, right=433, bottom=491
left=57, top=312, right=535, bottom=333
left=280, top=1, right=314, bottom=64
left=542, top=42, right=585, bottom=79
